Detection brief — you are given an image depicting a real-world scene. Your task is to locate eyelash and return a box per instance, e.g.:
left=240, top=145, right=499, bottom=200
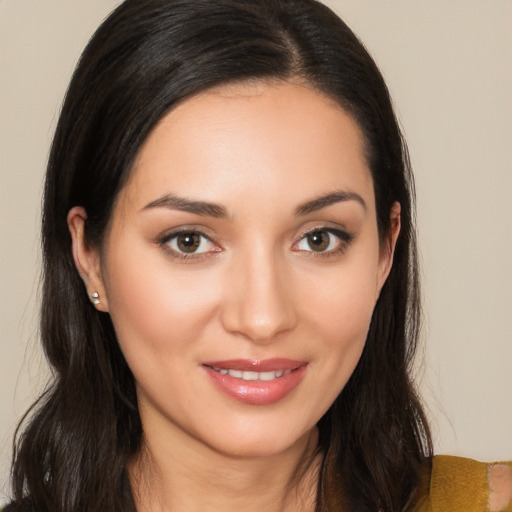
left=159, top=228, right=220, bottom=261
left=292, top=227, right=354, bottom=257
left=158, top=226, right=354, bottom=261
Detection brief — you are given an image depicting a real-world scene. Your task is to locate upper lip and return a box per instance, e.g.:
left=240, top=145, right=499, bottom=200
left=202, top=358, right=307, bottom=372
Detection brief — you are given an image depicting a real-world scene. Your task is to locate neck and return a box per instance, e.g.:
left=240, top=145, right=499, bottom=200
left=129, top=423, right=320, bottom=512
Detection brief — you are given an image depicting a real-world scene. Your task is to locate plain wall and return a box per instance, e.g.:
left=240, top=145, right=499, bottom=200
left=1, top=0, right=511, bottom=498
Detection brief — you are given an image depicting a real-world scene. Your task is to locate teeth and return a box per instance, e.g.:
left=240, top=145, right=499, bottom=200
left=211, top=367, right=292, bottom=381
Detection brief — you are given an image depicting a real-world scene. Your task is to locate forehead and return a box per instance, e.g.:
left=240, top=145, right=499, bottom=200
left=121, top=80, right=374, bottom=214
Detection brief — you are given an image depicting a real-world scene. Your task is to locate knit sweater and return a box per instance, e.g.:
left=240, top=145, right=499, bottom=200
left=413, top=455, right=512, bottom=511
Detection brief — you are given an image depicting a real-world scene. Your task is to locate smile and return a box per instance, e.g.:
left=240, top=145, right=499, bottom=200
left=207, top=366, right=292, bottom=381
left=202, top=359, right=308, bottom=405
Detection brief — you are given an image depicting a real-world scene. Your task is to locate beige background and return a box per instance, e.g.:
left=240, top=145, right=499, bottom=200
left=1, top=0, right=511, bottom=498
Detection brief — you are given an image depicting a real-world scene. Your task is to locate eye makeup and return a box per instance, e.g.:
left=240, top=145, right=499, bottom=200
left=155, top=222, right=355, bottom=263
left=292, top=226, right=355, bottom=258
left=157, top=227, right=222, bottom=262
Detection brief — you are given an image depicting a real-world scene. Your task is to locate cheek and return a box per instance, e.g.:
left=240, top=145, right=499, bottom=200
left=302, top=259, right=378, bottom=341
left=298, top=253, right=380, bottom=388
left=102, top=245, right=222, bottom=363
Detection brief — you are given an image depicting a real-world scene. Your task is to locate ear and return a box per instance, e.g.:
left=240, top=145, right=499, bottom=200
left=67, top=206, right=109, bottom=312
left=376, top=201, right=401, bottom=293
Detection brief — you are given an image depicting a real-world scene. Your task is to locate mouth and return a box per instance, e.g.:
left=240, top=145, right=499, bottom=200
left=201, top=359, right=308, bottom=405
left=204, top=366, right=293, bottom=381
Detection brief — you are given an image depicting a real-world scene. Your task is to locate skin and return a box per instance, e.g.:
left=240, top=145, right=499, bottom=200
left=69, top=81, right=400, bottom=512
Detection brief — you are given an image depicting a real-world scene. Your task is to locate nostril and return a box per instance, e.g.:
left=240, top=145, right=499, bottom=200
left=219, top=255, right=298, bottom=343
left=221, top=309, right=296, bottom=343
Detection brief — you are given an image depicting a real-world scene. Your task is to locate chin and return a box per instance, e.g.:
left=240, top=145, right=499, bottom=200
left=198, top=419, right=317, bottom=460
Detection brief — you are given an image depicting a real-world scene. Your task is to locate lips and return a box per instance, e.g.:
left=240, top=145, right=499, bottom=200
left=207, top=367, right=292, bottom=381
left=202, top=358, right=307, bottom=405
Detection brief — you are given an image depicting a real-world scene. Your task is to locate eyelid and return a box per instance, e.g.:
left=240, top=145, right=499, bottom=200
left=292, top=225, right=354, bottom=255
left=155, top=223, right=353, bottom=261
left=295, top=222, right=353, bottom=242
left=157, top=226, right=222, bottom=261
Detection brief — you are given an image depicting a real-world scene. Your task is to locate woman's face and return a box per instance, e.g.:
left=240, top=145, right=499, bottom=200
left=72, top=81, right=398, bottom=458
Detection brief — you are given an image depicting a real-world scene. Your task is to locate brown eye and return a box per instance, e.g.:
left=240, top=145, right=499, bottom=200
left=294, top=227, right=352, bottom=254
left=306, top=230, right=330, bottom=252
left=176, top=232, right=201, bottom=253
left=163, top=231, right=217, bottom=257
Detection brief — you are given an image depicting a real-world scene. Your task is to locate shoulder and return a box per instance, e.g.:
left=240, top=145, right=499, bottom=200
left=413, top=455, right=512, bottom=512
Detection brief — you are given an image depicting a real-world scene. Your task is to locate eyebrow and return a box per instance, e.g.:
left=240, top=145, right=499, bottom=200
left=295, top=190, right=367, bottom=216
left=142, top=193, right=228, bottom=218
left=142, top=189, right=366, bottom=218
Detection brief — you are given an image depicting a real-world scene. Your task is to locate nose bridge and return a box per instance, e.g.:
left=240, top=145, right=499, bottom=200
left=221, top=242, right=296, bottom=342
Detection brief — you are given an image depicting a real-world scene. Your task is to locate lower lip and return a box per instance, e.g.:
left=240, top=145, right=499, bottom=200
left=203, top=365, right=308, bottom=405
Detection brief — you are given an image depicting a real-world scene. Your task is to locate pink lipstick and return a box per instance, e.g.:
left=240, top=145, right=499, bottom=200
left=202, top=358, right=307, bottom=405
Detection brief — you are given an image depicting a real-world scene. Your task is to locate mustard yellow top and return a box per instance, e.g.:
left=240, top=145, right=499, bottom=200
left=414, top=456, right=512, bottom=512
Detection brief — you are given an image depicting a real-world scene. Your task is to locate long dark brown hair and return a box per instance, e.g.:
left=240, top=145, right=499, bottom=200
left=8, top=1, right=432, bottom=511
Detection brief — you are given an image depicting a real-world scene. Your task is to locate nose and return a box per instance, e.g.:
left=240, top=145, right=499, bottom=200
left=220, top=248, right=297, bottom=343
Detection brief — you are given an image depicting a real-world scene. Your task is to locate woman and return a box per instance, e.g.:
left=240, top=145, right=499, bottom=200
left=5, top=0, right=511, bottom=511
